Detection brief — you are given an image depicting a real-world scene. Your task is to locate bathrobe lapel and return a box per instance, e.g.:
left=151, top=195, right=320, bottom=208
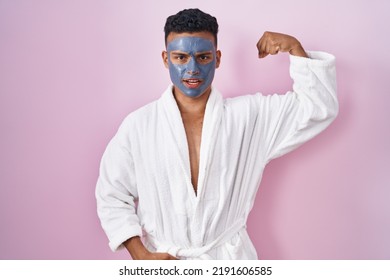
left=160, top=86, right=223, bottom=204
left=196, top=87, right=223, bottom=202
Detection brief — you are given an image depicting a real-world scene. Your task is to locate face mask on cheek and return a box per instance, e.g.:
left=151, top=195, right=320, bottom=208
left=167, top=37, right=216, bottom=98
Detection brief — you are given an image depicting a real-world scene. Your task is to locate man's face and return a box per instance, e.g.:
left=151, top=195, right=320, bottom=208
left=163, top=32, right=221, bottom=98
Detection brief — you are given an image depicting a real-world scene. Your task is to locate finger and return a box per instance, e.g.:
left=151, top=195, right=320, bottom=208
left=163, top=253, right=178, bottom=260
left=259, top=52, right=269, bottom=58
left=258, top=33, right=270, bottom=55
left=256, top=36, right=263, bottom=50
left=152, top=252, right=174, bottom=260
left=262, top=40, right=275, bottom=57
left=164, top=253, right=178, bottom=260
left=265, top=42, right=271, bottom=55
left=257, top=32, right=267, bottom=47
left=269, top=45, right=280, bottom=55
left=258, top=37, right=268, bottom=58
left=257, top=37, right=264, bottom=58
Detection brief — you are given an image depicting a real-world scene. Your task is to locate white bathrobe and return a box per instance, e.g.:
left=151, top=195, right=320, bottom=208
left=96, top=51, right=338, bottom=259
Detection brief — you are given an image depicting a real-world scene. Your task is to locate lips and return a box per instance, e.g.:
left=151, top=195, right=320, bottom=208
left=183, top=78, right=202, bottom=89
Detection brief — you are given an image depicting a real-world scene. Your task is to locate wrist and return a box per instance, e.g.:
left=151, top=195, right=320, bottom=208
left=289, top=42, right=308, bottom=58
left=123, top=236, right=150, bottom=260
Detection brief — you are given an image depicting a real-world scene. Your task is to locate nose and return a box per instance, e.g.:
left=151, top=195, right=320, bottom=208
left=186, top=56, right=200, bottom=75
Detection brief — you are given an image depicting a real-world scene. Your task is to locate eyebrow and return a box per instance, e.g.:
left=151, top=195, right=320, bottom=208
left=196, top=51, right=213, bottom=55
left=170, top=51, right=189, bottom=55
left=170, top=51, right=213, bottom=55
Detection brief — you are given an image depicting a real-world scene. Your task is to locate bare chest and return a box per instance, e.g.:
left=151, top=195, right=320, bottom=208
left=181, top=114, right=204, bottom=194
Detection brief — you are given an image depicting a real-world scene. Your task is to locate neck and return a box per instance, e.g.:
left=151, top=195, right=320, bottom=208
left=173, top=87, right=211, bottom=115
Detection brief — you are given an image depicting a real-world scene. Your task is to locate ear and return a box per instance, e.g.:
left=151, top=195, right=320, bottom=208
left=162, top=51, right=169, bottom=69
left=215, top=50, right=222, bottom=68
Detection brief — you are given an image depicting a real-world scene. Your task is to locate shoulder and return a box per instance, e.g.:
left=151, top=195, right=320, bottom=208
left=220, top=94, right=263, bottom=126
left=113, top=99, right=160, bottom=141
left=122, top=100, right=158, bottom=125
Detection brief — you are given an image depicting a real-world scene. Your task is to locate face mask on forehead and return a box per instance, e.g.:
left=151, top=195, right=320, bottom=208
left=167, top=36, right=216, bottom=98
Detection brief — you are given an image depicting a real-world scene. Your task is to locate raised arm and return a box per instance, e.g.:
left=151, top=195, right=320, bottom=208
left=251, top=32, right=338, bottom=162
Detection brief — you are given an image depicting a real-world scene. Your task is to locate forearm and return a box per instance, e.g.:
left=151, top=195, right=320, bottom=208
left=123, top=236, right=149, bottom=260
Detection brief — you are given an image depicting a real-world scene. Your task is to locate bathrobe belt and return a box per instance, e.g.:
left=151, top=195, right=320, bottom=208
left=150, top=218, right=246, bottom=259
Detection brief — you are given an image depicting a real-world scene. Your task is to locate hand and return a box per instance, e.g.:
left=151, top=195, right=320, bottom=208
left=123, top=236, right=178, bottom=260
left=256, top=31, right=308, bottom=58
left=141, top=252, right=178, bottom=260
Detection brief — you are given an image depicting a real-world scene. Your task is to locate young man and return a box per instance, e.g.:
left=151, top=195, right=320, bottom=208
left=96, top=8, right=338, bottom=260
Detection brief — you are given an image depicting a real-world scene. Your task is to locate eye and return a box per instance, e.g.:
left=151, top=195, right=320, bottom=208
left=197, top=54, right=213, bottom=64
left=171, top=53, right=189, bottom=63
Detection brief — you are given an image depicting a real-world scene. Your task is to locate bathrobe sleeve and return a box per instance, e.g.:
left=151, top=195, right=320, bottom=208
left=259, top=51, right=338, bottom=162
left=95, top=118, right=142, bottom=251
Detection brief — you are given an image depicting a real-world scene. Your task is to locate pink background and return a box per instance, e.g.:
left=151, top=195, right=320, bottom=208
left=1, top=0, right=389, bottom=259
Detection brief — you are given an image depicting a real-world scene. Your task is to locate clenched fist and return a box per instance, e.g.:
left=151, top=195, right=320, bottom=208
left=257, top=31, right=308, bottom=58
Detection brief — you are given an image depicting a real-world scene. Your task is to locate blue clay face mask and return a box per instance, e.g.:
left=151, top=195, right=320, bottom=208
left=167, top=37, right=217, bottom=98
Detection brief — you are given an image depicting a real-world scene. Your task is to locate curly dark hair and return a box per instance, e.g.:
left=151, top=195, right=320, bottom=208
left=164, top=8, right=219, bottom=46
